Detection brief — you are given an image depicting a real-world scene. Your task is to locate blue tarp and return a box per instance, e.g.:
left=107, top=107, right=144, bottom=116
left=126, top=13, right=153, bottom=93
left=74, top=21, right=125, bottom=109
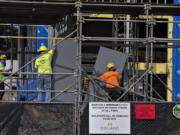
left=17, top=79, right=47, bottom=101
left=17, top=80, right=38, bottom=101
left=36, top=26, right=48, bottom=50
left=173, top=0, right=180, bottom=101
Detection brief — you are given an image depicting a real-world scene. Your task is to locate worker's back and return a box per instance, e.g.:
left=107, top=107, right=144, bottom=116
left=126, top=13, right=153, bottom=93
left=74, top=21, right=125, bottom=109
left=99, top=71, right=121, bottom=88
left=35, top=50, right=53, bottom=74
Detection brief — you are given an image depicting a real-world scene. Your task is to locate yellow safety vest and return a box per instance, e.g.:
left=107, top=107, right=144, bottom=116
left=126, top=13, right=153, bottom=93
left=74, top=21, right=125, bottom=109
left=0, top=62, right=5, bottom=81
left=35, top=50, right=54, bottom=74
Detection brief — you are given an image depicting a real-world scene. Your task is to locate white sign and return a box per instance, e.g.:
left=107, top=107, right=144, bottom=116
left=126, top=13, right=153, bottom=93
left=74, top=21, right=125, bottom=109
left=89, top=102, right=130, bottom=134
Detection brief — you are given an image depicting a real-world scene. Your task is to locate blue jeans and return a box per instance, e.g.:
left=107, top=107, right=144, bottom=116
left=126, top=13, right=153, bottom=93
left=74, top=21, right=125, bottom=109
left=37, top=74, right=51, bottom=101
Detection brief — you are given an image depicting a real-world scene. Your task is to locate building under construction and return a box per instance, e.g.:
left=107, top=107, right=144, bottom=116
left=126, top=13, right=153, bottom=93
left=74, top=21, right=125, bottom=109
left=0, top=0, right=180, bottom=135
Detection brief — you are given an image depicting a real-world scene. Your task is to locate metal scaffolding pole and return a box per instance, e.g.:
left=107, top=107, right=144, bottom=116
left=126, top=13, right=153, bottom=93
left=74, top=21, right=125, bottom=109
left=124, top=0, right=132, bottom=100
left=9, top=24, right=14, bottom=100
left=84, top=18, right=180, bottom=24
left=0, top=0, right=75, bottom=6
left=3, top=35, right=180, bottom=43
left=149, top=19, right=154, bottom=101
left=75, top=1, right=82, bottom=135
left=145, top=4, right=150, bottom=101
left=134, top=15, right=140, bottom=101
left=83, top=36, right=180, bottom=43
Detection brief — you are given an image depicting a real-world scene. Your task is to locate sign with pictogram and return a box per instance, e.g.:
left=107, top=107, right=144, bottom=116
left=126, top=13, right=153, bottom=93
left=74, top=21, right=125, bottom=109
left=135, top=104, right=155, bottom=120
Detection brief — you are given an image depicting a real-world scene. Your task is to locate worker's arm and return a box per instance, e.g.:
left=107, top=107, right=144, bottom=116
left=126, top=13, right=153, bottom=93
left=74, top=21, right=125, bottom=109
left=0, top=62, right=11, bottom=72
left=52, top=40, right=56, bottom=51
left=48, top=49, right=54, bottom=57
left=48, top=42, right=56, bottom=56
left=49, top=40, right=56, bottom=53
left=46, top=40, right=56, bottom=57
left=117, top=72, right=121, bottom=82
left=4, top=67, right=13, bottom=72
left=0, top=65, right=4, bottom=72
left=0, top=67, right=12, bottom=72
left=99, top=73, right=106, bottom=81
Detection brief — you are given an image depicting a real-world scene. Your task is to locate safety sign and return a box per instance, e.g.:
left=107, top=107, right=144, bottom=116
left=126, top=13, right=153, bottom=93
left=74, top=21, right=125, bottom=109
left=89, top=102, right=130, bottom=134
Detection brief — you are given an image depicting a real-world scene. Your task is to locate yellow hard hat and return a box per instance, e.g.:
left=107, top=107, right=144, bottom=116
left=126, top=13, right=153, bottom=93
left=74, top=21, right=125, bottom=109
left=107, top=62, right=115, bottom=69
left=38, top=45, right=47, bottom=52
left=0, top=54, right=7, bottom=60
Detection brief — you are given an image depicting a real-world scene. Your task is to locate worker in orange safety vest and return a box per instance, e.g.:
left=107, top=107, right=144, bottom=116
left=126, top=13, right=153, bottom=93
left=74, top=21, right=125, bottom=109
left=99, top=62, right=122, bottom=101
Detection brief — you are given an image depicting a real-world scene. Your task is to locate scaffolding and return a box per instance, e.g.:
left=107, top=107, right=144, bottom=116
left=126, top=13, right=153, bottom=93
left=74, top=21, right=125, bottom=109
left=0, top=0, right=180, bottom=135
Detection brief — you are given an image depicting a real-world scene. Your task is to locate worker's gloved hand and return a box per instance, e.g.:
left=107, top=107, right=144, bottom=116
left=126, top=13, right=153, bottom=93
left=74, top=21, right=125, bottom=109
left=50, top=40, right=56, bottom=51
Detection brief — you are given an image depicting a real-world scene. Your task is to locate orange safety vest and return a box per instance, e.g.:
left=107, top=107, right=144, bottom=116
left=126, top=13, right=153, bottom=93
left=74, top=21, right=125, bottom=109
left=99, top=71, right=121, bottom=88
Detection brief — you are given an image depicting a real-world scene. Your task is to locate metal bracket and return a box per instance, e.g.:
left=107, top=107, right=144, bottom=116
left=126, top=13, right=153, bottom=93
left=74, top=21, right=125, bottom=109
left=147, top=37, right=156, bottom=43
left=81, top=35, right=85, bottom=41
left=75, top=35, right=85, bottom=41
left=144, top=4, right=151, bottom=15
left=148, top=66, right=153, bottom=74
left=81, top=17, right=85, bottom=23
left=144, top=4, right=151, bottom=11
left=75, top=1, right=82, bottom=8
left=147, top=18, right=156, bottom=25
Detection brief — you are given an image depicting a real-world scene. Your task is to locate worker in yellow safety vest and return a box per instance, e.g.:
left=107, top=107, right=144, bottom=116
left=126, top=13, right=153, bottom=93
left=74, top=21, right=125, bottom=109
left=35, top=43, right=56, bottom=101
left=99, top=62, right=122, bottom=101
left=0, top=54, right=12, bottom=100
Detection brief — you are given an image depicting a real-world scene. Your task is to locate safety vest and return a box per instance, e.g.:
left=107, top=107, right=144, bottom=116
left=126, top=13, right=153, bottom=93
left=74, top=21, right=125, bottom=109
left=99, top=71, right=121, bottom=88
left=35, top=50, right=54, bottom=74
left=0, top=61, right=5, bottom=81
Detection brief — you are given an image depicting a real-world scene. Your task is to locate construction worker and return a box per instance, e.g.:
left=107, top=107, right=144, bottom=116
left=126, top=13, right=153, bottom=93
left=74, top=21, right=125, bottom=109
left=35, top=43, right=56, bottom=101
left=99, top=62, right=122, bottom=101
left=0, top=54, right=12, bottom=100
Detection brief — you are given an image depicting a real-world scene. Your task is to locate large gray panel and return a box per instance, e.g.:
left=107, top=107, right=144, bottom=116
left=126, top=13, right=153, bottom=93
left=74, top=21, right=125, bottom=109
left=52, top=40, right=77, bottom=102
left=87, top=47, right=128, bottom=102
left=94, top=47, right=128, bottom=74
